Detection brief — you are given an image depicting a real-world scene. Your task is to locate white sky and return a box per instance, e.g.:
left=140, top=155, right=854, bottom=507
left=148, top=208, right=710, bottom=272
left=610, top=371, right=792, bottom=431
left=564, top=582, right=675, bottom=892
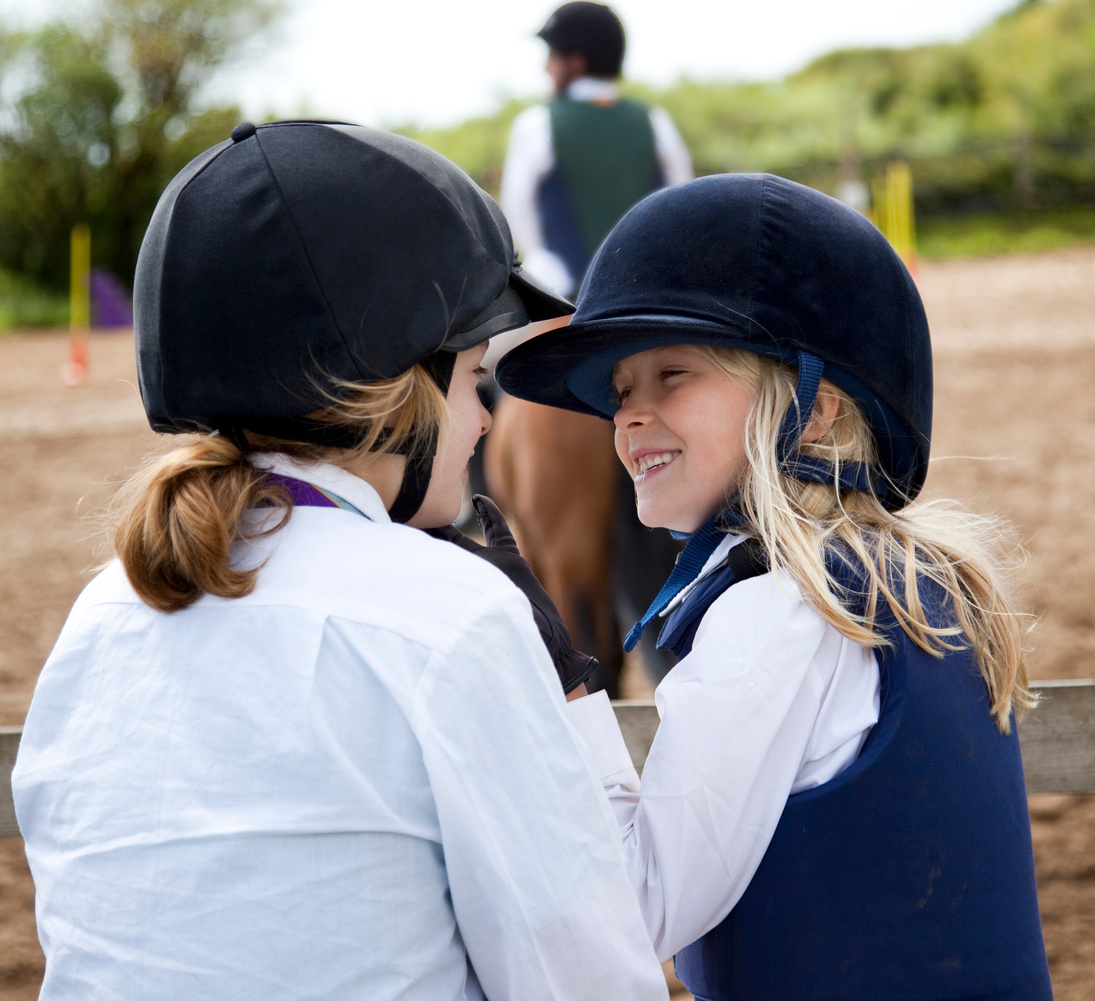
left=2, top=0, right=1023, bottom=127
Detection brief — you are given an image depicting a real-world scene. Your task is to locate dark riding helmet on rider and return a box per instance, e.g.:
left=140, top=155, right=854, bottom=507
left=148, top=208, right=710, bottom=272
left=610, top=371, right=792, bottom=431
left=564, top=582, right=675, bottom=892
left=537, top=1, right=626, bottom=78
left=494, top=172, right=932, bottom=510
left=134, top=120, right=572, bottom=524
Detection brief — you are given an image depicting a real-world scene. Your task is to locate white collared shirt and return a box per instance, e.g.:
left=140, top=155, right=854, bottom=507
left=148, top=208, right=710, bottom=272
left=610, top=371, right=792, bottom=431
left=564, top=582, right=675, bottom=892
left=501, top=78, right=693, bottom=297
left=567, top=534, right=881, bottom=962
left=14, top=455, right=668, bottom=1001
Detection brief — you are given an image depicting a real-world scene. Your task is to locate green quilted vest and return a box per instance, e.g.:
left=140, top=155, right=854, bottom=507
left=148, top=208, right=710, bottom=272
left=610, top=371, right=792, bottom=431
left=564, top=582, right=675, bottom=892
left=548, top=96, right=661, bottom=257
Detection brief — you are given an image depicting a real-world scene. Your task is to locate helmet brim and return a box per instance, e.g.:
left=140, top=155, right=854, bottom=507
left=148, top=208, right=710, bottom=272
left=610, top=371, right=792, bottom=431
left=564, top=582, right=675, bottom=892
left=443, top=267, right=574, bottom=353
left=495, top=312, right=929, bottom=507
left=496, top=313, right=780, bottom=417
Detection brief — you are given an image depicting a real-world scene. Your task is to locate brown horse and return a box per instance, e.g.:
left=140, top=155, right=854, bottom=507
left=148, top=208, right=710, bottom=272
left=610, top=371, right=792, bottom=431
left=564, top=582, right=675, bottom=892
left=482, top=384, right=679, bottom=698
left=484, top=396, right=624, bottom=692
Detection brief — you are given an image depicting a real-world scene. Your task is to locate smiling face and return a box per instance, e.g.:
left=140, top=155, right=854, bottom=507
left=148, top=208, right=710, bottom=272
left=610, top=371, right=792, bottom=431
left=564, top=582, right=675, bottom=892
left=612, top=344, right=756, bottom=533
left=407, top=343, right=492, bottom=529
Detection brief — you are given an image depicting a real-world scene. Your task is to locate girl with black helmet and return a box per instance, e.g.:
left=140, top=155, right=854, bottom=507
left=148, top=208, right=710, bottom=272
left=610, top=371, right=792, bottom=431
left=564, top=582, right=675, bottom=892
left=12, top=123, right=669, bottom=1000
left=494, top=173, right=1052, bottom=1000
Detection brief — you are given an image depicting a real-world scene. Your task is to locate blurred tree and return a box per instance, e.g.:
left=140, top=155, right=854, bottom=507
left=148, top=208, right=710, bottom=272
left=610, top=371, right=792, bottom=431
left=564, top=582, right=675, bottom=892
left=2, top=0, right=1093, bottom=295
left=398, top=0, right=1095, bottom=221
left=0, top=0, right=280, bottom=291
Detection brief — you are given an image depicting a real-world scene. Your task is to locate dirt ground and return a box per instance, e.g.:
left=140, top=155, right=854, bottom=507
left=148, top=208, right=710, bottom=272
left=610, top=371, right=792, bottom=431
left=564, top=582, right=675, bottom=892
left=1, top=247, right=1094, bottom=998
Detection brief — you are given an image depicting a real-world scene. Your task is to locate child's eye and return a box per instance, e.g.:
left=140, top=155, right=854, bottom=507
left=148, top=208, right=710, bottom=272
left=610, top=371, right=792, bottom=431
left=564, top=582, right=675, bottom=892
left=660, top=367, right=688, bottom=381
left=614, top=386, right=631, bottom=405
left=474, top=366, right=490, bottom=380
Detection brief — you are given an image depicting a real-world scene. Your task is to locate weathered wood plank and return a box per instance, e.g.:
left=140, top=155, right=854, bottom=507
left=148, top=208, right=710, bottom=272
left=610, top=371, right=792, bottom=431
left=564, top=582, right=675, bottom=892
left=614, top=682, right=1095, bottom=792
left=2, top=681, right=1092, bottom=839
left=1018, top=680, right=1095, bottom=795
left=1, top=727, right=20, bottom=840
left=612, top=700, right=663, bottom=778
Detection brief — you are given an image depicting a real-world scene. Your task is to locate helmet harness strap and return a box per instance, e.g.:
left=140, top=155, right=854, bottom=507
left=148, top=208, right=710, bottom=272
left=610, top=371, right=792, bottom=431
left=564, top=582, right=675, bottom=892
left=385, top=350, right=457, bottom=524
left=624, top=510, right=727, bottom=652
left=776, top=351, right=824, bottom=465
left=778, top=351, right=880, bottom=496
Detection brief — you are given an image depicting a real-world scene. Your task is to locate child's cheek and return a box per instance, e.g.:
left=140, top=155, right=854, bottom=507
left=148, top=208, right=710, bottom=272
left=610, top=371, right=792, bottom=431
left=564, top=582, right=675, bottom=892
left=613, top=429, right=633, bottom=476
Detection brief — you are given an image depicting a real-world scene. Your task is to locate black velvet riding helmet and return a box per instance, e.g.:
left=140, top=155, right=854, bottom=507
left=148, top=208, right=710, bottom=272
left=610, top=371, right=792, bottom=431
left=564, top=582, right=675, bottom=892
left=494, top=172, right=933, bottom=508
left=537, top=1, right=626, bottom=77
left=134, top=120, right=572, bottom=522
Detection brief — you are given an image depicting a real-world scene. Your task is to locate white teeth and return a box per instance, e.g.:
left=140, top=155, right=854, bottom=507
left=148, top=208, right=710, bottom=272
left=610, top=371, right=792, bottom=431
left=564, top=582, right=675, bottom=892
left=637, top=452, right=676, bottom=475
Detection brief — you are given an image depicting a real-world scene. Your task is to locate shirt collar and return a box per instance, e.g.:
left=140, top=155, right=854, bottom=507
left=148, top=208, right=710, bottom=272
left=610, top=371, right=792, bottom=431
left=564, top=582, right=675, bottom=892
left=663, top=533, right=751, bottom=615
left=566, top=77, right=620, bottom=102
left=249, top=453, right=392, bottom=524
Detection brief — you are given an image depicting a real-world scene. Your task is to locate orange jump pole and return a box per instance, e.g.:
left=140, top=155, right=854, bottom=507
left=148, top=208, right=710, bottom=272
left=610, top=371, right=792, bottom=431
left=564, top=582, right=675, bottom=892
left=65, top=222, right=91, bottom=385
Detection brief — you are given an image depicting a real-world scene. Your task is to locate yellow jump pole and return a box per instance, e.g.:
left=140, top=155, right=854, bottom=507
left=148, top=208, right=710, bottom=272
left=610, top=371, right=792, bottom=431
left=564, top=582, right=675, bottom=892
left=870, top=175, right=887, bottom=231
left=65, top=222, right=91, bottom=386
left=884, top=161, right=918, bottom=278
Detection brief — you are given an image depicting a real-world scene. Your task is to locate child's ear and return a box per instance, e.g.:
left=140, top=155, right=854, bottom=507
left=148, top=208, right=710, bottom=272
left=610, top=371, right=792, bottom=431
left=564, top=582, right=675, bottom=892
left=801, top=378, right=841, bottom=443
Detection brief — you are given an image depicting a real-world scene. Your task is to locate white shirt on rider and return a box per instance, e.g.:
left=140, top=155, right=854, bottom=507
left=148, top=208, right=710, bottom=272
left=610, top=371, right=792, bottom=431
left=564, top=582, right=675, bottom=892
left=14, top=455, right=668, bottom=1001
left=501, top=77, right=693, bottom=297
left=567, top=533, right=881, bottom=962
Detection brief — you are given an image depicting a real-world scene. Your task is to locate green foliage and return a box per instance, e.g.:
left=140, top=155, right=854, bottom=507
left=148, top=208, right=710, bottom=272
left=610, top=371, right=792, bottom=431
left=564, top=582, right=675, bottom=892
left=0, top=267, right=69, bottom=331
left=0, top=0, right=279, bottom=292
left=0, top=26, right=120, bottom=286
left=2, top=0, right=1094, bottom=307
left=394, top=0, right=1095, bottom=222
left=919, top=206, right=1095, bottom=257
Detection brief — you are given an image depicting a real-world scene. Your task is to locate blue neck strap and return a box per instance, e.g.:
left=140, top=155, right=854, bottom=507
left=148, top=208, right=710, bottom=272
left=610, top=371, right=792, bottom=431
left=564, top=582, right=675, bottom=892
left=624, top=510, right=728, bottom=652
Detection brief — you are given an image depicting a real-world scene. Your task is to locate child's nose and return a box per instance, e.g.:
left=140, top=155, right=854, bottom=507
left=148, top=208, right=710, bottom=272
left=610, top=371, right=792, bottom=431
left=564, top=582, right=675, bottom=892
left=614, top=398, right=647, bottom=431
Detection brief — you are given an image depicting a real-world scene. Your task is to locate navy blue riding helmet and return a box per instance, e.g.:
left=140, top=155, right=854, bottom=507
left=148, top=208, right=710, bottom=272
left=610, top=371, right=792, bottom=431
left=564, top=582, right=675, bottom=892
left=134, top=120, right=573, bottom=524
left=494, top=172, right=932, bottom=510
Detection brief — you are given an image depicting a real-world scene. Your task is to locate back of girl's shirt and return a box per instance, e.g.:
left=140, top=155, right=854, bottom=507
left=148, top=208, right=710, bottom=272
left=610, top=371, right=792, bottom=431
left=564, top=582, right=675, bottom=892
left=14, top=458, right=668, bottom=1001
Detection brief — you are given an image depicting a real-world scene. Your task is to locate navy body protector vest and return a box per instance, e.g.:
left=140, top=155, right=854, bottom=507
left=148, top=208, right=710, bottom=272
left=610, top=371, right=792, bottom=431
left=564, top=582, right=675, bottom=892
left=659, top=542, right=1052, bottom=1001
left=539, top=96, right=663, bottom=285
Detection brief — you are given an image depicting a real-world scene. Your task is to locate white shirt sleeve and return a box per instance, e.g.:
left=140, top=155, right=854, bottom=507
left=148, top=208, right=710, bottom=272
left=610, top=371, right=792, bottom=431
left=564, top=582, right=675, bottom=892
left=501, top=105, right=575, bottom=296
left=415, top=587, right=668, bottom=1000
left=501, top=104, right=553, bottom=255
left=650, top=107, right=693, bottom=188
left=567, top=573, right=879, bottom=962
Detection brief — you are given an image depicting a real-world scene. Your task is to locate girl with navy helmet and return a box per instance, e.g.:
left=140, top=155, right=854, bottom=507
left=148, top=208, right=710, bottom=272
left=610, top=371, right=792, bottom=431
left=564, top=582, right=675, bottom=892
left=12, top=123, right=669, bottom=1001
left=493, top=173, right=1052, bottom=1000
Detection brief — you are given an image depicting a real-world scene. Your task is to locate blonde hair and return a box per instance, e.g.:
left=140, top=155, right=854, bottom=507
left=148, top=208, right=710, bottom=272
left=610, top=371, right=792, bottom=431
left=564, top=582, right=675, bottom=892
left=700, top=346, right=1034, bottom=734
left=112, top=365, right=448, bottom=613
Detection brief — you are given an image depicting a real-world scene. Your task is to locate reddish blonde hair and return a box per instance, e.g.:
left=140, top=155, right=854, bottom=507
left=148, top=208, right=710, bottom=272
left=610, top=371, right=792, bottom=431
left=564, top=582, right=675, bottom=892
left=112, top=364, right=447, bottom=612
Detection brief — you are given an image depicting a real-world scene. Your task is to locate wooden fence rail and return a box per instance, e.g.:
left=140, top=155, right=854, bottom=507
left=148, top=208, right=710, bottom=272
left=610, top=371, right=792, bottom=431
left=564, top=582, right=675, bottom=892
left=2, top=680, right=1092, bottom=840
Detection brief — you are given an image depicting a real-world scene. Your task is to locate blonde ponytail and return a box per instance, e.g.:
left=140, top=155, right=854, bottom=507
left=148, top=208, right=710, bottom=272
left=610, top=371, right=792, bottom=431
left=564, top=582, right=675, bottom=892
left=702, top=347, right=1035, bottom=734
left=111, top=363, right=448, bottom=613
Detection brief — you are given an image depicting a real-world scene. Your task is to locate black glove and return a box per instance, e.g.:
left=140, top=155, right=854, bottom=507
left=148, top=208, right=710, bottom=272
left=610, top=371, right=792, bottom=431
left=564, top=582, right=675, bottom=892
left=427, top=494, right=598, bottom=694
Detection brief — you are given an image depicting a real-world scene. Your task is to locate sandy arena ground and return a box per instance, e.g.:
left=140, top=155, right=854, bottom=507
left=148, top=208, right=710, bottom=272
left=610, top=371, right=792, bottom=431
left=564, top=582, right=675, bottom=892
left=1, top=247, right=1094, bottom=998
